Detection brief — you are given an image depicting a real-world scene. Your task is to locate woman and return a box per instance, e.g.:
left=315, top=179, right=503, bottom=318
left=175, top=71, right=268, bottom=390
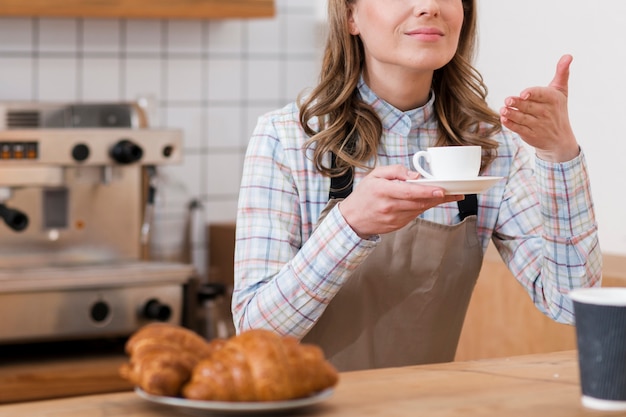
left=233, top=0, right=601, bottom=371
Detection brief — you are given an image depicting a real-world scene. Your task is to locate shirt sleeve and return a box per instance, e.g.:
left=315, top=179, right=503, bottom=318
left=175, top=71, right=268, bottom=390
left=492, top=140, right=602, bottom=324
left=232, top=114, right=378, bottom=338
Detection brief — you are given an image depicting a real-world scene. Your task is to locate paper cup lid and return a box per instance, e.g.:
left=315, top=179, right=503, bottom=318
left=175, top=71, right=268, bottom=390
left=569, top=287, right=626, bottom=306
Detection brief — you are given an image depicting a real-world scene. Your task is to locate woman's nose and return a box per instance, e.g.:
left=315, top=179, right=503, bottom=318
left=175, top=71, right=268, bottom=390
left=413, top=0, right=441, bottom=17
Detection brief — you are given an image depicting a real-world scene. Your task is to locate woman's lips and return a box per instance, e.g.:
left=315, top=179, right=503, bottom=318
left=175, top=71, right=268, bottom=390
left=406, top=28, right=444, bottom=41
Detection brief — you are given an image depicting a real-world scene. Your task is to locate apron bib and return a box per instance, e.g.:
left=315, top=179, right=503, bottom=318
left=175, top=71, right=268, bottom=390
left=302, top=198, right=484, bottom=371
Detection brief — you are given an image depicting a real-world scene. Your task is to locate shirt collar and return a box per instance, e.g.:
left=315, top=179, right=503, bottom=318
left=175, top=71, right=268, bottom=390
left=357, top=77, right=436, bottom=136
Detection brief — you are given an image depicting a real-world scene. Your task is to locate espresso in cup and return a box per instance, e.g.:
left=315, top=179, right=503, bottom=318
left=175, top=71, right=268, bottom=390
left=412, top=146, right=481, bottom=180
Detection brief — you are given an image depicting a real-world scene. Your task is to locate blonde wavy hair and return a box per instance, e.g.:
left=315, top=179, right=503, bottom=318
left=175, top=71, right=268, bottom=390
left=298, top=0, right=501, bottom=178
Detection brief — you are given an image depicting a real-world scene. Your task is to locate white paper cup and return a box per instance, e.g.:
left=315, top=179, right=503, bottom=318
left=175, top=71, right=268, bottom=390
left=569, top=287, right=626, bottom=411
left=412, top=146, right=481, bottom=180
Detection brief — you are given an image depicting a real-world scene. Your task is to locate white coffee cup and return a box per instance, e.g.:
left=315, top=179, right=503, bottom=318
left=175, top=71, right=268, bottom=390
left=412, top=146, right=481, bottom=180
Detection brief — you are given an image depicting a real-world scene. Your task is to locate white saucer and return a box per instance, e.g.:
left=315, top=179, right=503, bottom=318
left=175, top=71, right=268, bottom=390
left=406, top=176, right=504, bottom=195
left=135, top=387, right=334, bottom=415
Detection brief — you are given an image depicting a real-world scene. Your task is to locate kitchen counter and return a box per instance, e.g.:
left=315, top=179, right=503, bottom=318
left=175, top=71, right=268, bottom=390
left=1, top=350, right=621, bottom=417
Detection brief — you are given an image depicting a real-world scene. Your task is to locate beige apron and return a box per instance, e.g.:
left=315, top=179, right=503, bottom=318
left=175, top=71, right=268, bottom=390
left=302, top=199, right=484, bottom=371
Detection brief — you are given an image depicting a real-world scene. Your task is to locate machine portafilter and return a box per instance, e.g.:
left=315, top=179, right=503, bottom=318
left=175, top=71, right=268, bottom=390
left=0, top=188, right=28, bottom=232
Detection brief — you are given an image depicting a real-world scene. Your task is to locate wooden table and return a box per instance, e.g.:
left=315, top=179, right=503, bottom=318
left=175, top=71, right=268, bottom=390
left=0, top=350, right=622, bottom=417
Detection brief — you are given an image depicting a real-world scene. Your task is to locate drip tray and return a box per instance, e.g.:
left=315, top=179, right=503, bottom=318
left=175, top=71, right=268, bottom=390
left=0, top=260, right=194, bottom=293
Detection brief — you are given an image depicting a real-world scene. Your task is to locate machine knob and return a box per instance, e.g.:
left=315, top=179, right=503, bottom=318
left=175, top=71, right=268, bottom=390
left=109, top=139, right=143, bottom=164
left=0, top=204, right=29, bottom=232
left=90, top=300, right=111, bottom=323
left=71, top=143, right=90, bottom=162
left=143, top=298, right=172, bottom=322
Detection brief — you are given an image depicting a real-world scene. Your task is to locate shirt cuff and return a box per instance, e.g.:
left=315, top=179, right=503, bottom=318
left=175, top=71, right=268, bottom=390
left=327, top=202, right=380, bottom=249
left=534, top=150, right=596, bottom=237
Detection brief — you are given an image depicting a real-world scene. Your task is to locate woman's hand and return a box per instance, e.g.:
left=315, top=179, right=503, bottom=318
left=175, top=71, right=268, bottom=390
left=337, top=165, right=462, bottom=239
left=500, top=54, right=580, bottom=163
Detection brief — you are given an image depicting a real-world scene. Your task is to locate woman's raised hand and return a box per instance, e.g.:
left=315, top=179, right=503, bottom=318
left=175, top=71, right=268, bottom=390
left=500, top=54, right=580, bottom=162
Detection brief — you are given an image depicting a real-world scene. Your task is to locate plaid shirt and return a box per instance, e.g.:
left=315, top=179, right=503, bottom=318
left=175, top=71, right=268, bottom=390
left=234, top=79, right=602, bottom=338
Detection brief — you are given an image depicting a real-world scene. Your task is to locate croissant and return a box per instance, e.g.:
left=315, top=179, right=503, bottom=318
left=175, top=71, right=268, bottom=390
left=119, top=323, right=224, bottom=396
left=182, top=329, right=339, bottom=402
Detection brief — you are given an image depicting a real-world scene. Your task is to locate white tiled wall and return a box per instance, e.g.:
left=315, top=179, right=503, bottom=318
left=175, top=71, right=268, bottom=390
left=0, top=0, right=324, bottom=276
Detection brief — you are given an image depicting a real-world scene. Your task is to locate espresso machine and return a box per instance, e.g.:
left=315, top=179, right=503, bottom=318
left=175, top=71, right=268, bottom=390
left=0, top=102, right=195, bottom=344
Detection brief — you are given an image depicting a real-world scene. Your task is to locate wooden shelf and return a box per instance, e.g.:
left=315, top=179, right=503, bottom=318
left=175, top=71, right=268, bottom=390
left=0, top=338, right=132, bottom=404
left=0, top=0, right=275, bottom=19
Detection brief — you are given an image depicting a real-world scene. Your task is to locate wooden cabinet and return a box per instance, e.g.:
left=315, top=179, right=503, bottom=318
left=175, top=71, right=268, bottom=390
left=0, top=0, right=275, bottom=19
left=455, top=245, right=626, bottom=361
left=455, top=246, right=576, bottom=361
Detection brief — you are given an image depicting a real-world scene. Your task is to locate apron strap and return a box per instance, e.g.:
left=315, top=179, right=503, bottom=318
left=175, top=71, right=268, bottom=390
left=328, top=153, right=478, bottom=217
left=329, top=152, right=354, bottom=199
left=457, top=193, right=478, bottom=220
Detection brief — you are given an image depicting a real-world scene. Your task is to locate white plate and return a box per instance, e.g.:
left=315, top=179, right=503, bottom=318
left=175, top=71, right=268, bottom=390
left=406, top=176, right=504, bottom=195
left=135, top=387, right=334, bottom=415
